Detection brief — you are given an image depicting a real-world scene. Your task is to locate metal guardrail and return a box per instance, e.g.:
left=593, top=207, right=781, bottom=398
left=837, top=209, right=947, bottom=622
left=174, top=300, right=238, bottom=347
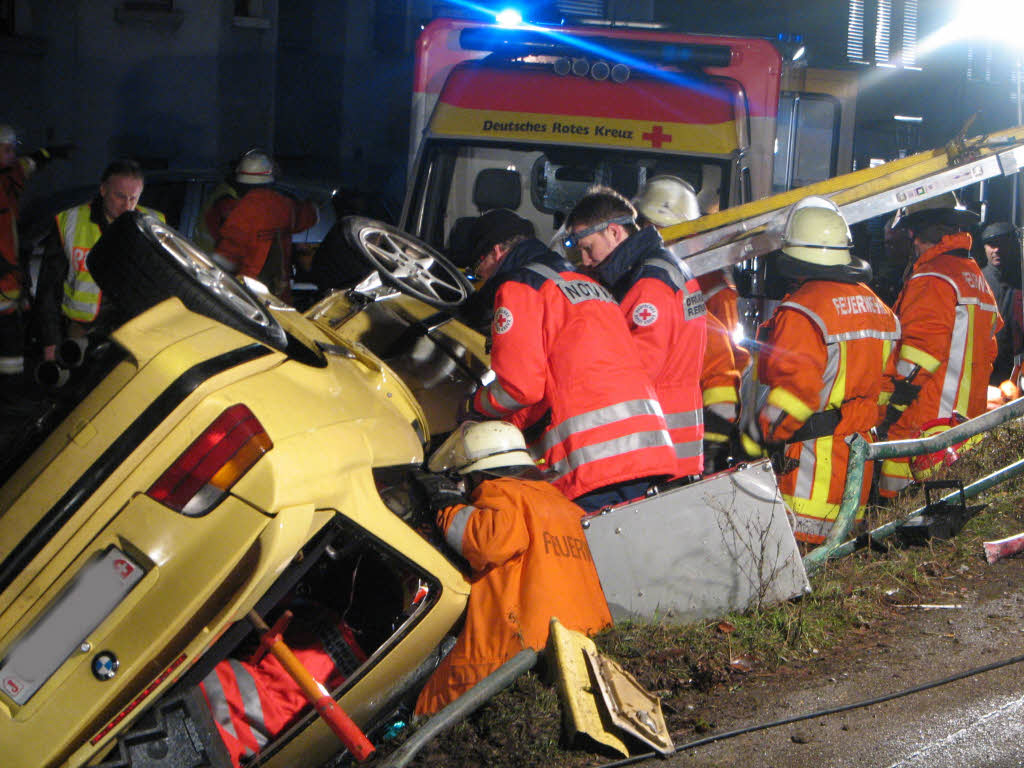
left=803, top=396, right=1024, bottom=576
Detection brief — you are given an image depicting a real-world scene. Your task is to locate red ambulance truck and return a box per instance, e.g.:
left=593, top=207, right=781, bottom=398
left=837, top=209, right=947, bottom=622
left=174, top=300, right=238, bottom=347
left=401, top=16, right=855, bottom=254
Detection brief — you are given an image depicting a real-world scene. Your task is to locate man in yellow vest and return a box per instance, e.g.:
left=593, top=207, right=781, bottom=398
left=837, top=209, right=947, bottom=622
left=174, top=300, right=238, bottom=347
left=36, top=159, right=164, bottom=362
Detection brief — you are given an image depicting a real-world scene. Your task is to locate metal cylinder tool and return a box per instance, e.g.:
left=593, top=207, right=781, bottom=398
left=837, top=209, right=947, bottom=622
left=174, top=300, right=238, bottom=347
left=248, top=610, right=375, bottom=762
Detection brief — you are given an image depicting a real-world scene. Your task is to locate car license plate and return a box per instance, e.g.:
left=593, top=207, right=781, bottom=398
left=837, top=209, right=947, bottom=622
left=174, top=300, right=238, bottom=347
left=0, top=548, right=144, bottom=705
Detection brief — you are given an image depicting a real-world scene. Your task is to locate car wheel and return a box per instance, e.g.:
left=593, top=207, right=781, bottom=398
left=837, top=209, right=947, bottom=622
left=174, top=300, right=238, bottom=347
left=87, top=211, right=288, bottom=350
left=341, top=216, right=472, bottom=309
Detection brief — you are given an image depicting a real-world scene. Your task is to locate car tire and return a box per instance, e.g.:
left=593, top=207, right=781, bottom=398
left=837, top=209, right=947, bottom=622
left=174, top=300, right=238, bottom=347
left=341, top=216, right=472, bottom=309
left=87, top=211, right=287, bottom=350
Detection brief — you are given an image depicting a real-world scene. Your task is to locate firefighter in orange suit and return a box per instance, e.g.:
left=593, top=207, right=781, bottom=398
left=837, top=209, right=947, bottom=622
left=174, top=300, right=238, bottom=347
left=696, top=270, right=749, bottom=468
left=696, top=269, right=750, bottom=468
left=698, top=269, right=751, bottom=370
left=414, top=421, right=612, bottom=716
left=878, top=199, right=1001, bottom=497
left=213, top=150, right=318, bottom=301
left=632, top=176, right=746, bottom=472
left=0, top=125, right=71, bottom=396
left=459, top=209, right=678, bottom=512
left=753, top=197, right=900, bottom=544
left=200, top=609, right=366, bottom=767
left=566, top=185, right=707, bottom=479
left=700, top=312, right=743, bottom=471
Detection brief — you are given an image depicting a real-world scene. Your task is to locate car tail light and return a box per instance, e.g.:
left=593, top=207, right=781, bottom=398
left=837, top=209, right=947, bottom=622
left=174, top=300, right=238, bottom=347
left=147, top=404, right=272, bottom=516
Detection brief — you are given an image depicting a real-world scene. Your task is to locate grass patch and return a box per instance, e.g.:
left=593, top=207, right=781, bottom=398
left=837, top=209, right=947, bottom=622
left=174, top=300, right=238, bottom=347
left=396, top=421, right=1024, bottom=768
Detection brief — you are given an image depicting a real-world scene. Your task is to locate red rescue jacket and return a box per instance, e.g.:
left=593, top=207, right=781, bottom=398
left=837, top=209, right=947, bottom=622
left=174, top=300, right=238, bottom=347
left=594, top=226, right=707, bottom=476
left=215, top=187, right=318, bottom=298
left=200, top=615, right=365, bottom=767
left=0, top=160, right=30, bottom=306
left=469, top=240, right=678, bottom=499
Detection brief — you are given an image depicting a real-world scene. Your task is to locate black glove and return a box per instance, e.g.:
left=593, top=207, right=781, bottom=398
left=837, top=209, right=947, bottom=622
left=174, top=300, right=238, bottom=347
left=702, top=440, right=730, bottom=474
left=889, top=376, right=921, bottom=408
left=767, top=442, right=799, bottom=475
left=413, top=471, right=467, bottom=513
left=878, top=376, right=921, bottom=440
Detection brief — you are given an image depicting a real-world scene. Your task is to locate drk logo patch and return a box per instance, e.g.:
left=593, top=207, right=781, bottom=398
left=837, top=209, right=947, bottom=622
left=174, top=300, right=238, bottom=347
left=632, top=302, right=658, bottom=327
left=494, top=307, right=514, bottom=334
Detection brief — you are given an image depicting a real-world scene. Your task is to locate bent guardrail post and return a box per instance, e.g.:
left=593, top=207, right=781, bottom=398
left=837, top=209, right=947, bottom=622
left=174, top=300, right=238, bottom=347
left=824, top=456, right=1024, bottom=562
left=378, top=649, right=538, bottom=768
left=803, top=396, right=1024, bottom=576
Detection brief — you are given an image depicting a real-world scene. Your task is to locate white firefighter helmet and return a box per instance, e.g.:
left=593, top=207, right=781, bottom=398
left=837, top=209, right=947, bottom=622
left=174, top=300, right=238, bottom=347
left=634, top=175, right=701, bottom=227
left=428, top=421, right=535, bottom=475
left=236, top=149, right=275, bottom=185
left=781, top=196, right=853, bottom=266
left=0, top=124, right=17, bottom=146
left=891, top=191, right=978, bottom=234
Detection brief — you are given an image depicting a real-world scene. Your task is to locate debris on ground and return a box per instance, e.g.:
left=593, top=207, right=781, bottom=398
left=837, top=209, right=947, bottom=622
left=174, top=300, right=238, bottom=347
left=983, top=531, right=1024, bottom=564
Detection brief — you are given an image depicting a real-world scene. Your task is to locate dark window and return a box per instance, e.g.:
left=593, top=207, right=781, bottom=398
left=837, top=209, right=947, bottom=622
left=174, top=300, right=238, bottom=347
left=773, top=93, right=842, bottom=193
left=122, top=0, right=174, bottom=9
left=0, top=0, right=14, bottom=35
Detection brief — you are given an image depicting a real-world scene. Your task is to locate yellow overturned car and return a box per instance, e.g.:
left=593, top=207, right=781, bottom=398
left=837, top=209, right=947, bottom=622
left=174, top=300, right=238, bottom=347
left=0, top=212, right=489, bottom=768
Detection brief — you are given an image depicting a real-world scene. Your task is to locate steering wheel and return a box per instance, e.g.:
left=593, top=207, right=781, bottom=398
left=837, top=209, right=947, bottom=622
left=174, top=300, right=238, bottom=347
left=342, top=216, right=472, bottom=309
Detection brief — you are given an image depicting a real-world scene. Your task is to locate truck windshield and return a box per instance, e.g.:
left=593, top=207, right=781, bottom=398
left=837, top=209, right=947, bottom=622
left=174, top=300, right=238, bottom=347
left=404, top=139, right=732, bottom=258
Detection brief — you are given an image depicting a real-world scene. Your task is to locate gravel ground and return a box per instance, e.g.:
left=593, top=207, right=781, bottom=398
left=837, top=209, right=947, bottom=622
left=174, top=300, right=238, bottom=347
left=656, top=555, right=1024, bottom=768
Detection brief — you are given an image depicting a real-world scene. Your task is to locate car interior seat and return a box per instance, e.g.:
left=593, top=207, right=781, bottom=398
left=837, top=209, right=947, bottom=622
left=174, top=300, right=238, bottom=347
left=447, top=168, right=523, bottom=268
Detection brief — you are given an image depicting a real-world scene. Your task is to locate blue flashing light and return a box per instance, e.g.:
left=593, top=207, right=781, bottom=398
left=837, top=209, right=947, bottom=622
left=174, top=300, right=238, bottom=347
left=496, top=8, right=523, bottom=27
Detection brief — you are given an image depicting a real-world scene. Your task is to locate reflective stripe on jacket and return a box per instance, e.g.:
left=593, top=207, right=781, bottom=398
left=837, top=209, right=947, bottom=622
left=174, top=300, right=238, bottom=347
left=56, top=203, right=164, bottom=322
left=200, top=618, right=365, bottom=768
left=880, top=233, right=1002, bottom=497
left=414, top=477, right=612, bottom=716
left=194, top=180, right=239, bottom=251
left=756, top=280, right=900, bottom=543
left=471, top=240, right=678, bottom=499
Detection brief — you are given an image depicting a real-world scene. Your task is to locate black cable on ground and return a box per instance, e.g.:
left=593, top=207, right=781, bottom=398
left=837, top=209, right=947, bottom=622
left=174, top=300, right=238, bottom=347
left=595, top=650, right=1024, bottom=768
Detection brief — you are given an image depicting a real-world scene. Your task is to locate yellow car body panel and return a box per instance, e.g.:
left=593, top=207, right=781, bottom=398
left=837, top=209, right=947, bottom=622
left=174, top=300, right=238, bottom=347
left=3, top=495, right=273, bottom=768
left=0, top=288, right=470, bottom=768
left=307, top=290, right=490, bottom=436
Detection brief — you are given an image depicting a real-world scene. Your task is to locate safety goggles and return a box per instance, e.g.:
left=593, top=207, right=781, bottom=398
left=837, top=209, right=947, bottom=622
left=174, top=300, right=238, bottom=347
left=563, top=215, right=635, bottom=249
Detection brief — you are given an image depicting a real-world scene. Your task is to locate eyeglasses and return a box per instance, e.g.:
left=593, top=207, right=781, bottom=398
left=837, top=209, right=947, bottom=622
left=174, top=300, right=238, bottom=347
left=563, top=215, right=635, bottom=249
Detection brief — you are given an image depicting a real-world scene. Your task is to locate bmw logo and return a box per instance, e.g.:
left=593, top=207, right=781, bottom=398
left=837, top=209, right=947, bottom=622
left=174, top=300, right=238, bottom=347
left=92, top=651, right=119, bottom=681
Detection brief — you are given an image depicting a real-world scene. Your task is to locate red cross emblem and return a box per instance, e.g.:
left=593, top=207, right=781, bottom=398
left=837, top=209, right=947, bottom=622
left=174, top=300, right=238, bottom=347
left=642, top=125, right=672, bottom=148
left=494, top=306, right=514, bottom=335
left=632, top=302, right=658, bottom=327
